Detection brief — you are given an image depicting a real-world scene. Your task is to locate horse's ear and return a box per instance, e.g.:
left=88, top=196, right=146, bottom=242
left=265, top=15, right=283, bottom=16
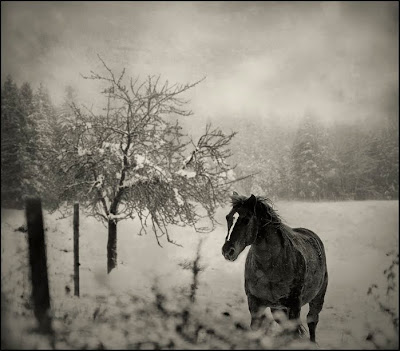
left=230, top=191, right=241, bottom=205
left=245, top=194, right=257, bottom=209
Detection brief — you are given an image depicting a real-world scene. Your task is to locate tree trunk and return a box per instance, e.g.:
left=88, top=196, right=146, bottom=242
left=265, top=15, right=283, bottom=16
left=107, top=220, right=117, bottom=273
left=73, top=203, right=80, bottom=296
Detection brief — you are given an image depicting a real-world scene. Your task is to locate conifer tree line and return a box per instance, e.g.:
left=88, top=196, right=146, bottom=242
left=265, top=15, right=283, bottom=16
left=1, top=75, right=62, bottom=208
left=230, top=112, right=398, bottom=201
left=1, top=74, right=398, bottom=208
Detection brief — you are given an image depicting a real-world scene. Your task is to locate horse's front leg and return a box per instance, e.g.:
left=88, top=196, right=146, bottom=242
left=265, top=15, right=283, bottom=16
left=288, top=303, right=305, bottom=337
left=247, top=294, right=267, bottom=331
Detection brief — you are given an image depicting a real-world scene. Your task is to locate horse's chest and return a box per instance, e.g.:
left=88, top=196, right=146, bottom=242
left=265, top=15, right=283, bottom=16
left=246, top=269, right=292, bottom=306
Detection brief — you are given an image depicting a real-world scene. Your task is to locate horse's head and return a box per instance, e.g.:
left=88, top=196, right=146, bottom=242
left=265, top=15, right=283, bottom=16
left=222, top=192, right=259, bottom=261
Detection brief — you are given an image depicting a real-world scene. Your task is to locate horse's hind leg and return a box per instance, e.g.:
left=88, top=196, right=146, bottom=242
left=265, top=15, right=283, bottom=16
left=247, top=294, right=267, bottom=331
left=307, top=273, right=328, bottom=343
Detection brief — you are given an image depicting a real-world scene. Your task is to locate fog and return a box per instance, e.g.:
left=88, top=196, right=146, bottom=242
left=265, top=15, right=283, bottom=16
left=1, top=1, right=398, bottom=135
left=1, top=3, right=399, bottom=349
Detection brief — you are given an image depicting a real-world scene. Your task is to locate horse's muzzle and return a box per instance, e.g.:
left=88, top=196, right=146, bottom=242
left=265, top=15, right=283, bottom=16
left=222, top=242, right=237, bottom=261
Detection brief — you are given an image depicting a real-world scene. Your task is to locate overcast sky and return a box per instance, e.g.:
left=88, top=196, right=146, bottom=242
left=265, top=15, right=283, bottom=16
left=1, top=1, right=398, bottom=132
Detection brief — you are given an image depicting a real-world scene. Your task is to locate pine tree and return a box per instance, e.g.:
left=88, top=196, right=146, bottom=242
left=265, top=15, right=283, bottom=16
left=291, top=115, right=325, bottom=200
left=27, top=83, right=58, bottom=204
left=48, top=85, right=79, bottom=207
left=366, top=126, right=399, bottom=199
left=228, top=116, right=297, bottom=200
left=317, top=128, right=341, bottom=200
left=381, top=133, right=399, bottom=199
left=331, top=123, right=380, bottom=200
left=1, top=75, right=26, bottom=207
left=58, top=85, right=77, bottom=121
left=276, top=143, right=295, bottom=199
left=19, top=82, right=38, bottom=198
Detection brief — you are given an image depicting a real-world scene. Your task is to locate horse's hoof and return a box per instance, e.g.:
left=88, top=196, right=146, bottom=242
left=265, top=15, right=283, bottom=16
left=296, top=324, right=307, bottom=337
left=250, top=314, right=267, bottom=331
left=250, top=321, right=261, bottom=331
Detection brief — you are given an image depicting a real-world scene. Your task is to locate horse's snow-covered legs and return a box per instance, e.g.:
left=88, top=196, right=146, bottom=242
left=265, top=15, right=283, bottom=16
left=247, top=294, right=267, bottom=331
left=271, top=307, right=289, bottom=325
left=287, top=303, right=305, bottom=336
left=307, top=273, right=328, bottom=342
left=283, top=285, right=306, bottom=337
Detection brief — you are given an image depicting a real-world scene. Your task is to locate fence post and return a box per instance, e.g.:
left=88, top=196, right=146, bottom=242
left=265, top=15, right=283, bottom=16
left=73, top=203, right=80, bottom=297
left=26, top=197, right=53, bottom=334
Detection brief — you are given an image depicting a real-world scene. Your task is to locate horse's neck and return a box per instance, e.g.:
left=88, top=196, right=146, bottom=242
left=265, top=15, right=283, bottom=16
left=251, top=224, right=286, bottom=263
left=250, top=224, right=297, bottom=279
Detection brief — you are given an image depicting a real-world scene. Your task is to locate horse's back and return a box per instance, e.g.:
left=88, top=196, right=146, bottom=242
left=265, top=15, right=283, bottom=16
left=292, top=227, right=326, bottom=259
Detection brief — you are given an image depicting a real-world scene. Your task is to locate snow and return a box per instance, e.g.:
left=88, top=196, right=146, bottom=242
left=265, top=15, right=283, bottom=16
left=1, top=201, right=398, bottom=349
left=102, top=191, right=110, bottom=209
left=152, top=164, right=168, bottom=178
left=226, top=169, right=235, bottom=181
left=133, top=154, right=148, bottom=170
left=96, top=174, right=104, bottom=187
left=121, top=174, right=148, bottom=188
left=176, top=169, right=197, bottom=178
left=173, top=188, right=184, bottom=206
left=77, top=146, right=88, bottom=156
left=218, top=169, right=236, bottom=183
left=102, top=142, right=123, bottom=159
left=90, top=174, right=105, bottom=193
left=183, top=153, right=194, bottom=166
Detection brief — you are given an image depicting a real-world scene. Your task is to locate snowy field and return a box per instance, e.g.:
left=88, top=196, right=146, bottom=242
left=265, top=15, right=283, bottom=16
left=1, top=200, right=399, bottom=349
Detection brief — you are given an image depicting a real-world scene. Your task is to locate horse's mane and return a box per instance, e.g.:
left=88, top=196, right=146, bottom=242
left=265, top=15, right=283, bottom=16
left=230, top=194, right=282, bottom=225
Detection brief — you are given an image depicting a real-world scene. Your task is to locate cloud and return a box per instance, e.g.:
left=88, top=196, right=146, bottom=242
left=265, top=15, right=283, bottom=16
left=1, top=1, right=398, bottom=129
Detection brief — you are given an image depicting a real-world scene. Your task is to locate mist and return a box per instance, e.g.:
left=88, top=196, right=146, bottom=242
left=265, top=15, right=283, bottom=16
left=1, top=1, right=398, bottom=134
left=1, top=3, right=399, bottom=350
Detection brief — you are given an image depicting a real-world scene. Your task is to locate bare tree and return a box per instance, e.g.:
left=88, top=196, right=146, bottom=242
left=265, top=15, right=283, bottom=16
left=55, top=56, right=236, bottom=273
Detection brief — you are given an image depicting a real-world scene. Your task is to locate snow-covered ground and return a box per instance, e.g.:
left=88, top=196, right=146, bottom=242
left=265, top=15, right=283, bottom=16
left=1, top=201, right=398, bottom=349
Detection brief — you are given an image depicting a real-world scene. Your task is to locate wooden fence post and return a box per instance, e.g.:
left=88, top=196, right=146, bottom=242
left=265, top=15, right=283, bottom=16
left=26, top=197, right=53, bottom=334
left=73, top=203, right=80, bottom=297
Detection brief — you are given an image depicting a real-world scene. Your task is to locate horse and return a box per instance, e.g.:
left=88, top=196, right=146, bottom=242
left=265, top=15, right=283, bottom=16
left=221, top=192, right=328, bottom=343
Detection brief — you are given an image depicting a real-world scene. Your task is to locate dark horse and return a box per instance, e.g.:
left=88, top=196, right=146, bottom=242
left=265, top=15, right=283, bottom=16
left=222, top=192, right=328, bottom=343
